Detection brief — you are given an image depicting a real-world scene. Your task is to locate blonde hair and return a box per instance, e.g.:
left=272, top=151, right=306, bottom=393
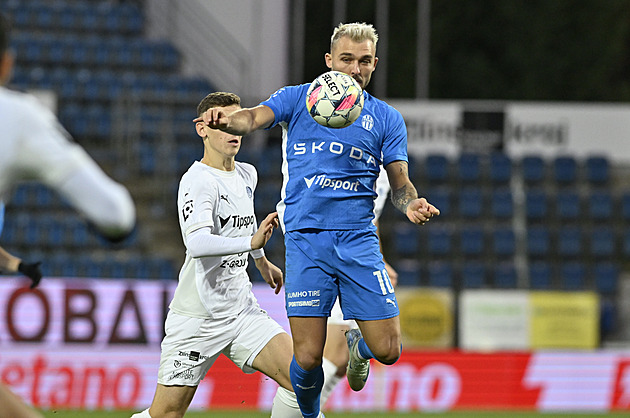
left=330, top=22, right=378, bottom=51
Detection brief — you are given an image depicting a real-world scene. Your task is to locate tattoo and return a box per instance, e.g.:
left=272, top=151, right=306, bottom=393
left=392, top=184, right=418, bottom=213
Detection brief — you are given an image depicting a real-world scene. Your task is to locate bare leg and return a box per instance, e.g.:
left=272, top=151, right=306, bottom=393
left=0, top=383, right=43, bottom=418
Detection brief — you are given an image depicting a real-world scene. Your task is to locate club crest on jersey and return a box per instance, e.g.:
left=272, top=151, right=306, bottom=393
left=246, top=186, right=253, bottom=199
left=361, top=114, right=374, bottom=131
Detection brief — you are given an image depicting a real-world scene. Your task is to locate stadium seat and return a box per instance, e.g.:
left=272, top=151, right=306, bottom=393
left=425, top=187, right=451, bottom=218
left=460, top=261, right=486, bottom=288
left=424, top=154, right=450, bottom=183
left=559, top=262, right=586, bottom=290
left=489, top=153, right=512, bottom=184
left=458, top=187, right=483, bottom=219
left=593, top=262, right=619, bottom=295
left=529, top=261, right=552, bottom=289
left=427, top=261, right=453, bottom=288
left=492, top=226, right=516, bottom=257
left=459, top=226, right=485, bottom=257
left=522, top=155, right=545, bottom=184
left=557, top=226, right=583, bottom=257
left=527, top=225, right=550, bottom=257
left=589, top=227, right=616, bottom=258
left=525, top=189, right=548, bottom=222
left=393, top=223, right=420, bottom=257
left=552, top=156, right=578, bottom=185
left=492, top=262, right=518, bottom=288
left=621, top=192, right=630, bottom=222
left=585, top=155, right=610, bottom=185
left=456, top=153, right=481, bottom=183
left=554, top=190, right=581, bottom=221
left=426, top=226, right=453, bottom=257
left=490, top=188, right=514, bottom=219
left=622, top=228, right=630, bottom=257
left=588, top=190, right=613, bottom=220
left=395, top=259, right=421, bottom=286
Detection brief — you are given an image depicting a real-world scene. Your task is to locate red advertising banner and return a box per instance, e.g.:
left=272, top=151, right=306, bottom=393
left=1, top=278, right=630, bottom=412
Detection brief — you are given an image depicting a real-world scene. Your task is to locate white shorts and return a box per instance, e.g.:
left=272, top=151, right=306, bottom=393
left=157, top=304, right=285, bottom=386
left=328, top=299, right=358, bottom=328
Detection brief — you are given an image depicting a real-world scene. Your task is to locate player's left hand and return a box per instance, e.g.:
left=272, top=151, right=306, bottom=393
left=255, top=256, right=284, bottom=294
left=18, top=261, right=43, bottom=289
left=406, top=198, right=440, bottom=226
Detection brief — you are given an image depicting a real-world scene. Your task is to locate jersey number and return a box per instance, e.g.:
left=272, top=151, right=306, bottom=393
left=373, top=269, right=394, bottom=295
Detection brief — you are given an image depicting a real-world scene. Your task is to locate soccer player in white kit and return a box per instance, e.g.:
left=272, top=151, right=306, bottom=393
left=0, top=12, right=134, bottom=418
left=132, top=92, right=322, bottom=418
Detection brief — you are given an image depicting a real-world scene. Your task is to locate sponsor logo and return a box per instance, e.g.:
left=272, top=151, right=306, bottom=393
left=295, top=383, right=317, bottom=390
left=303, top=174, right=360, bottom=191
left=386, top=298, right=397, bottom=308
left=220, top=257, right=247, bottom=269
left=182, top=199, right=193, bottom=221
left=292, top=141, right=378, bottom=167
left=220, top=194, right=230, bottom=203
left=288, top=299, right=320, bottom=308
left=218, top=214, right=255, bottom=229
left=189, top=351, right=200, bottom=361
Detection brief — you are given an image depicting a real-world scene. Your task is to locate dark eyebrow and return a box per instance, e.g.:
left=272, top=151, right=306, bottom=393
left=339, top=52, right=374, bottom=60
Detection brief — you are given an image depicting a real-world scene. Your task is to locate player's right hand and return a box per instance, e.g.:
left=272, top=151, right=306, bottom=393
left=192, top=107, right=230, bottom=129
left=251, top=212, right=279, bottom=250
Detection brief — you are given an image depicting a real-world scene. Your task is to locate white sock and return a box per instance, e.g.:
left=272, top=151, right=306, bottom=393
left=130, top=408, right=151, bottom=418
left=320, top=357, right=342, bottom=408
left=271, top=386, right=301, bottom=418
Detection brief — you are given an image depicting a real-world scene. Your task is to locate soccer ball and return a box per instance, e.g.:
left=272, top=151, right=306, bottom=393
left=305, top=71, right=364, bottom=128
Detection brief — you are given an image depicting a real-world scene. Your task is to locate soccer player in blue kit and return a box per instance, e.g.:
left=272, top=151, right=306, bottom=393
left=197, top=22, right=440, bottom=418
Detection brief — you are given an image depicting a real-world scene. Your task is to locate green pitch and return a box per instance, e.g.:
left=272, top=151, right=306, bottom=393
left=41, top=410, right=629, bottom=417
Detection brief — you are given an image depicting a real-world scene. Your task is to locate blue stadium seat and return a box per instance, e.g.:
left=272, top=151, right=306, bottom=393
left=489, top=153, right=512, bottom=184
left=460, top=261, right=486, bottom=288
left=424, top=154, right=450, bottom=183
left=529, top=261, right=552, bottom=289
left=555, top=190, right=581, bottom=221
left=621, top=192, right=630, bottom=222
left=622, top=228, right=630, bottom=257
left=458, top=187, right=483, bottom=218
left=492, top=262, right=518, bottom=288
left=492, top=226, right=516, bottom=257
left=425, top=188, right=451, bottom=218
left=427, top=261, right=453, bottom=288
left=427, top=226, right=453, bottom=257
left=553, top=156, right=577, bottom=185
left=560, top=262, right=586, bottom=290
left=459, top=226, right=485, bottom=256
left=525, top=189, right=548, bottom=221
left=593, top=262, right=619, bottom=295
left=456, top=153, right=481, bottom=183
left=585, top=155, right=610, bottom=185
left=393, top=223, right=420, bottom=257
left=522, top=155, right=545, bottom=184
left=557, top=226, right=583, bottom=257
left=395, top=259, right=421, bottom=286
left=589, top=227, right=615, bottom=258
left=527, top=225, right=550, bottom=257
left=490, top=188, right=513, bottom=219
left=588, top=190, right=613, bottom=220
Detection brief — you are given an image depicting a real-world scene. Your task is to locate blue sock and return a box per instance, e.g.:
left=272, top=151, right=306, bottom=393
left=290, top=356, right=323, bottom=418
left=357, top=338, right=375, bottom=360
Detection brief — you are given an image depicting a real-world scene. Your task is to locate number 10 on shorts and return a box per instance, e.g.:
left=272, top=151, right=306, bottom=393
left=373, top=269, right=394, bottom=295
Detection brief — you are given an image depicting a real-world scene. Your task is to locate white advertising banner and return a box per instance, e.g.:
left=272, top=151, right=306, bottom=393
left=390, top=99, right=630, bottom=162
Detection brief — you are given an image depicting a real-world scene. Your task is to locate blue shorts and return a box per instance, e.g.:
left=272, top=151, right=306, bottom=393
left=284, top=228, right=399, bottom=321
left=0, top=202, right=4, bottom=237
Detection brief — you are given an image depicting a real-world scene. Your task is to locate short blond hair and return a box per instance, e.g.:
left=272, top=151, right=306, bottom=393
left=330, top=22, right=378, bottom=51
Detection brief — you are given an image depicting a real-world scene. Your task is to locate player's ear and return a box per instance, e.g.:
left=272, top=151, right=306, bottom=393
left=195, top=121, right=206, bottom=138
left=324, top=52, right=333, bottom=69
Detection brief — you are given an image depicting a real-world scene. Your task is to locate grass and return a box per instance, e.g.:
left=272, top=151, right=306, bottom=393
left=41, top=410, right=630, bottom=417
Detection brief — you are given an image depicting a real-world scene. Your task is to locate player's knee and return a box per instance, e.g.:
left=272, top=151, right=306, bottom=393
left=373, top=341, right=402, bottom=365
left=294, top=351, right=323, bottom=371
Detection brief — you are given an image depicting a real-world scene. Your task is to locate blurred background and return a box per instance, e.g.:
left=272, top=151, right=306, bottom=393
left=2, top=0, right=630, bottom=414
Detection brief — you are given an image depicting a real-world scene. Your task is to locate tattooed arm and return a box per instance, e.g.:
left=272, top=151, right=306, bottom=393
left=385, top=161, right=440, bottom=225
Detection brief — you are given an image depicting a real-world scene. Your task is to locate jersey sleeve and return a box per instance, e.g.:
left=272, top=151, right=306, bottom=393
left=259, top=85, right=303, bottom=128
left=179, top=173, right=218, bottom=236
left=381, top=107, right=408, bottom=166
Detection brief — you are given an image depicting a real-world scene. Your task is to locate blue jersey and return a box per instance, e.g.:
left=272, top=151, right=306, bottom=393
left=261, top=84, right=408, bottom=232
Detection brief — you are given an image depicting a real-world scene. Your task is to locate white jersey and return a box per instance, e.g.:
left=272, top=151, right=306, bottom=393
left=373, top=166, right=390, bottom=221
left=0, top=86, right=135, bottom=236
left=171, top=161, right=261, bottom=319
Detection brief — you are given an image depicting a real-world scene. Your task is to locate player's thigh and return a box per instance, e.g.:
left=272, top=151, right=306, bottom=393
left=251, top=331, right=293, bottom=391
left=356, top=316, right=402, bottom=363
left=289, top=316, right=327, bottom=369
left=149, top=383, right=197, bottom=418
